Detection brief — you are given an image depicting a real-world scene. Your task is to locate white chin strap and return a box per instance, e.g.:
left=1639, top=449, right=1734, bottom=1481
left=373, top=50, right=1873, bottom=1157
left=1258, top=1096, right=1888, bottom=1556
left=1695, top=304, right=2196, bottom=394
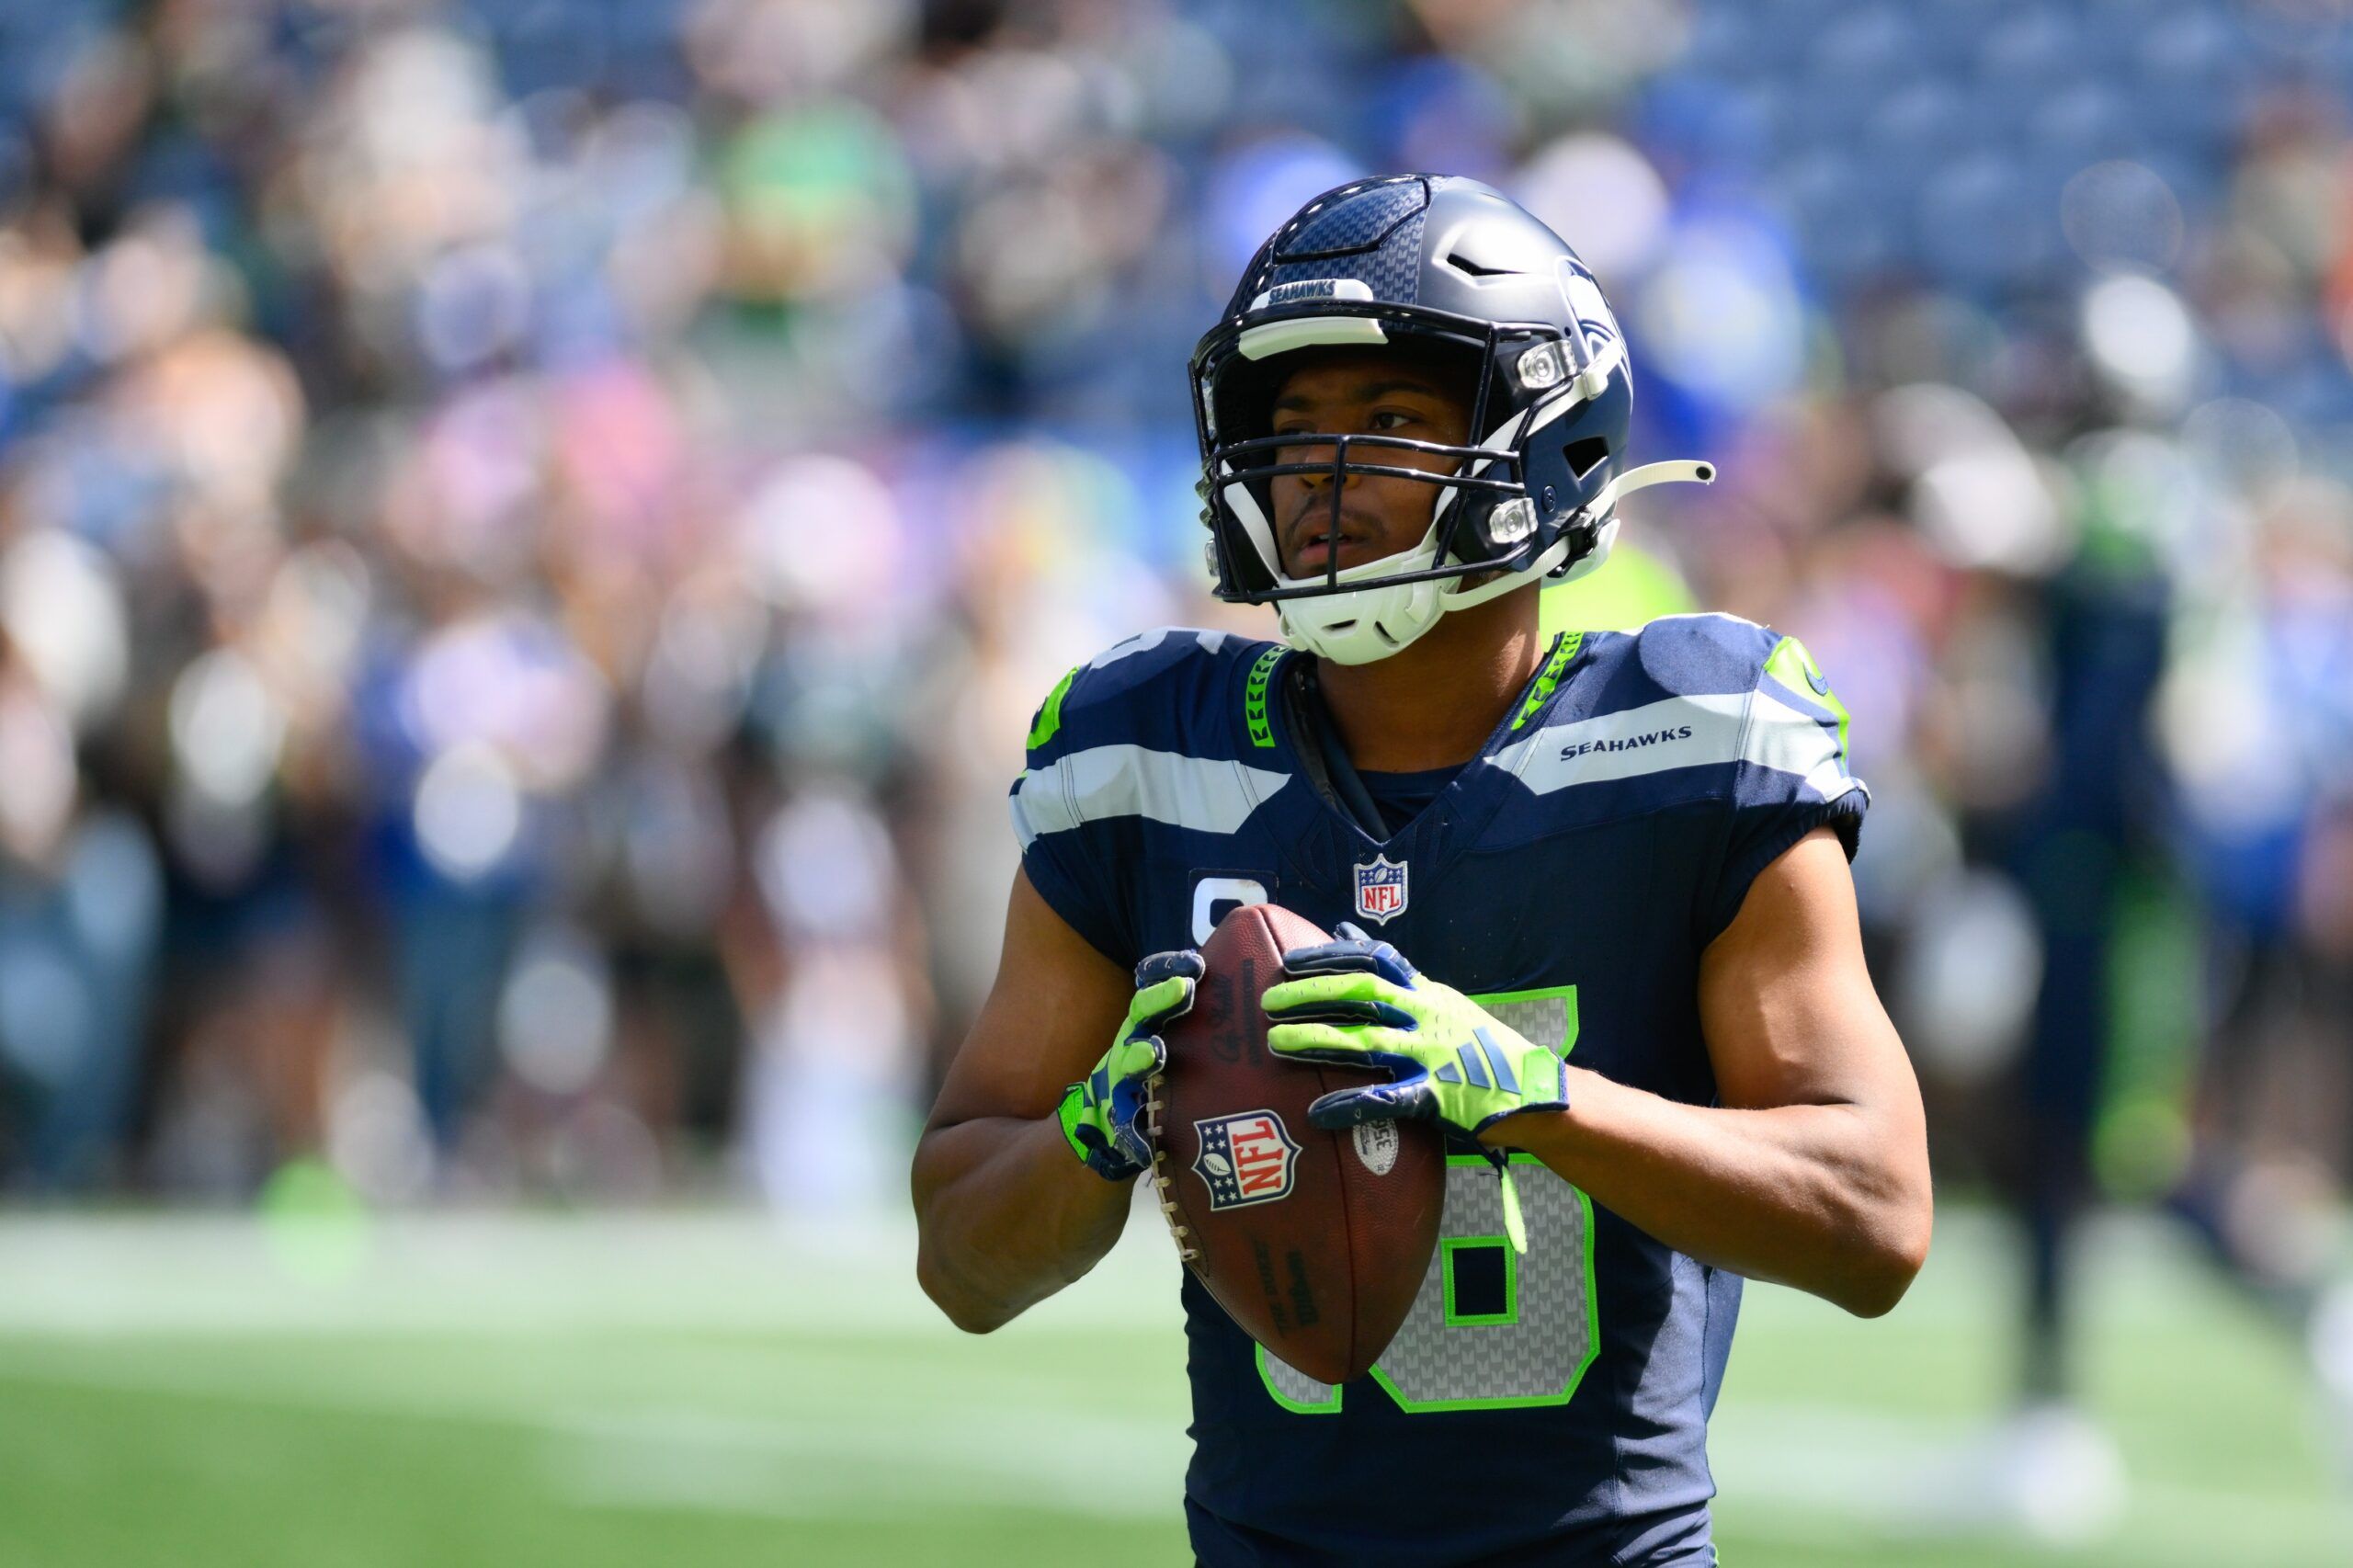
left=1274, top=459, right=1715, bottom=665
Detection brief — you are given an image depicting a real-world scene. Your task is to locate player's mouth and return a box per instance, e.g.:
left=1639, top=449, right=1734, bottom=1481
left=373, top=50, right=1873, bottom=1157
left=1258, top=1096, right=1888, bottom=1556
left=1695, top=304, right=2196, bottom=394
left=1285, top=513, right=1386, bottom=576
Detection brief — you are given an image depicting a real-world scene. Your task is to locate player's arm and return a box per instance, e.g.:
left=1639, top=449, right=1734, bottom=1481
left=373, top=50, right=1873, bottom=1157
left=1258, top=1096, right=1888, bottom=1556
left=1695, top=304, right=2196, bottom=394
left=1493, top=827, right=1931, bottom=1316
left=912, top=869, right=1182, bottom=1334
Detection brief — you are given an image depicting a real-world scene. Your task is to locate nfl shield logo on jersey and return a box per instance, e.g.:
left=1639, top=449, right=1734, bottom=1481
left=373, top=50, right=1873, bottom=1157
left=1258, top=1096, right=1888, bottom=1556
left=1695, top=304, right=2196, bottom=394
left=1192, top=1109, right=1301, bottom=1210
left=1354, top=855, right=1408, bottom=926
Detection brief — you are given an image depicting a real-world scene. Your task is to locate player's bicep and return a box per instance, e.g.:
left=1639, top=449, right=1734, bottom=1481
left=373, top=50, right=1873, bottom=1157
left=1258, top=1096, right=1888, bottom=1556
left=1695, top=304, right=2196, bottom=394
left=1697, top=826, right=1916, bottom=1116
left=924, top=868, right=1133, bottom=1132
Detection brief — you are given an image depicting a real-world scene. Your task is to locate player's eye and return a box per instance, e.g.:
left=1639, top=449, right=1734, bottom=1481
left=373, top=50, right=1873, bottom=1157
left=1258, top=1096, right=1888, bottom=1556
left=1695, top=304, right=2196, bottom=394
left=1370, top=409, right=1418, bottom=432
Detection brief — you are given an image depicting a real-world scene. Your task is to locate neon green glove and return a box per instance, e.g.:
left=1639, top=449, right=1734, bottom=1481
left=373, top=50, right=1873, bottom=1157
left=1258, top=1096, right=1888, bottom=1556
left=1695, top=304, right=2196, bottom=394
left=1056, top=950, right=1204, bottom=1181
left=1263, top=924, right=1569, bottom=1250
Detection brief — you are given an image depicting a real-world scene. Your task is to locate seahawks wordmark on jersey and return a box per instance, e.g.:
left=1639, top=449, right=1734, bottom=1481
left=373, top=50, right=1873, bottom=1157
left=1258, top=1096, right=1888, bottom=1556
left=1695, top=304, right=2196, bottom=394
left=1013, top=615, right=1865, bottom=1567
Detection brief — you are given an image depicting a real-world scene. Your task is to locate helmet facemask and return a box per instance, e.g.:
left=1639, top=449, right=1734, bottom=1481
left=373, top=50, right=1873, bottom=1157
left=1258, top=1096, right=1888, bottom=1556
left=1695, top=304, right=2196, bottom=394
left=1196, top=315, right=1600, bottom=665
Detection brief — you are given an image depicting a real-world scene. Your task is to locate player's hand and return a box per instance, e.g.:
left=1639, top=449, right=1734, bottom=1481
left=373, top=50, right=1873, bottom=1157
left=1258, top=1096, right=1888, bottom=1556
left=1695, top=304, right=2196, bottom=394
left=1056, top=949, right=1205, bottom=1181
left=1263, top=925, right=1569, bottom=1142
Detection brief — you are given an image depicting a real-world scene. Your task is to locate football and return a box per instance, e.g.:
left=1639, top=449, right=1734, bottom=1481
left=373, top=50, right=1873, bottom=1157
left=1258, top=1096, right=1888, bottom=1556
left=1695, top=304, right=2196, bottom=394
left=1149, top=902, right=1445, bottom=1384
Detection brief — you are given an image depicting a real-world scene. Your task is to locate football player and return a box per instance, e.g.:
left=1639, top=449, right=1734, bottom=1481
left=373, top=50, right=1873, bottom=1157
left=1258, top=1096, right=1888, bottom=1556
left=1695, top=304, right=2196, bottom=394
left=913, top=176, right=1932, bottom=1565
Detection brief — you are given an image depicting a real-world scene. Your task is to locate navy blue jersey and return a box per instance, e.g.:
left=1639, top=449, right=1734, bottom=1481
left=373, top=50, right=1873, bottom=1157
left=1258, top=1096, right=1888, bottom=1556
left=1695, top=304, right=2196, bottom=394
left=1011, top=617, right=1867, bottom=1567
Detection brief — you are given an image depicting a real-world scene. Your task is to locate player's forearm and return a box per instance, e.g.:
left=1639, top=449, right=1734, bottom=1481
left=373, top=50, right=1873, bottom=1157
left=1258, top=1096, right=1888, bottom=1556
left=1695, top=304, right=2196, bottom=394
left=912, top=1113, right=1132, bottom=1334
left=1490, top=1067, right=1931, bottom=1317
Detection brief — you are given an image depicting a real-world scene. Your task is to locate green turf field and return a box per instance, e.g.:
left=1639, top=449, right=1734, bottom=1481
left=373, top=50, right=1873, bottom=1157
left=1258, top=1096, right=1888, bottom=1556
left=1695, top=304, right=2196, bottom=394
left=0, top=1205, right=2341, bottom=1566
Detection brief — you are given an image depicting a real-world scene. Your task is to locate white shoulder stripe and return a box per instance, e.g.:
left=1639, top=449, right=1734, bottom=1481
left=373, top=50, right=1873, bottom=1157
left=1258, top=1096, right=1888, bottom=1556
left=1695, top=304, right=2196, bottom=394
left=1490, top=689, right=1861, bottom=801
left=1747, top=688, right=1858, bottom=802
left=1011, top=744, right=1289, bottom=848
left=1086, top=627, right=1227, bottom=671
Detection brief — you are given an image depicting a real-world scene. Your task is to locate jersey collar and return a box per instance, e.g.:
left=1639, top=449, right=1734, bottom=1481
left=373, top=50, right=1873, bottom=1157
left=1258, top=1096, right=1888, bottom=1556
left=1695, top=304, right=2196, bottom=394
left=1249, top=629, right=1587, bottom=872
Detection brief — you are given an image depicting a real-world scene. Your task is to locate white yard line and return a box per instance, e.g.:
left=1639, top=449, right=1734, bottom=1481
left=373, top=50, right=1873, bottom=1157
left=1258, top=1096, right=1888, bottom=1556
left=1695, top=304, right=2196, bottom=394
left=0, top=1205, right=2069, bottom=1338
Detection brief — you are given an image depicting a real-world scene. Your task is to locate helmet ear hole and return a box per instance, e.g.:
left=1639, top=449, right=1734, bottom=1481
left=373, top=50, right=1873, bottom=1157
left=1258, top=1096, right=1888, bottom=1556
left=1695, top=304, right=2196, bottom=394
left=1565, top=437, right=1610, bottom=481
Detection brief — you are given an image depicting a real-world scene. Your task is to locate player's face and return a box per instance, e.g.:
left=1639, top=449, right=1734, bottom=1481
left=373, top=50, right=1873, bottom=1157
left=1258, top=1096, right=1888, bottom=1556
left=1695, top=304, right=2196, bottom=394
left=1267, top=351, right=1475, bottom=579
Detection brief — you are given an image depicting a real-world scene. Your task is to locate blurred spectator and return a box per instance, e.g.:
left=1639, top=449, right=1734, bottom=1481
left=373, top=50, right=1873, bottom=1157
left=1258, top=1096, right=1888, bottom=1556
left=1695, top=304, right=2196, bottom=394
left=0, top=0, right=2339, bottom=1324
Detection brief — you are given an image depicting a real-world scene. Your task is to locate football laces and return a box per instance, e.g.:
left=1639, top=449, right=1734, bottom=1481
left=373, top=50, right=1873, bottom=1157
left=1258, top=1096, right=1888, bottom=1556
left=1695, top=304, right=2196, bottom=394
left=1144, top=1071, right=1199, bottom=1263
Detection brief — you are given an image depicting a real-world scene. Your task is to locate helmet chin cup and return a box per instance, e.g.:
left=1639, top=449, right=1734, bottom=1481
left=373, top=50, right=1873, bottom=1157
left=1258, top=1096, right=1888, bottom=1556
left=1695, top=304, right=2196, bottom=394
left=1271, top=529, right=1448, bottom=664
left=1279, top=575, right=1446, bottom=664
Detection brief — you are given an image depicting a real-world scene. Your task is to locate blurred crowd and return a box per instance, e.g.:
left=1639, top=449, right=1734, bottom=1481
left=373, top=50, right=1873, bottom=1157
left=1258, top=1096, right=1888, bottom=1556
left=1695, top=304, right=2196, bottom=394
left=0, top=0, right=2348, bottom=1269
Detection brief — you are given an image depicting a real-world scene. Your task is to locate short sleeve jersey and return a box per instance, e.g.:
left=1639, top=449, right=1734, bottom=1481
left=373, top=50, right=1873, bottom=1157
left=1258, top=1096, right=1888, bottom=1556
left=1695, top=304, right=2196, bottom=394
left=1010, top=616, right=1867, bottom=1567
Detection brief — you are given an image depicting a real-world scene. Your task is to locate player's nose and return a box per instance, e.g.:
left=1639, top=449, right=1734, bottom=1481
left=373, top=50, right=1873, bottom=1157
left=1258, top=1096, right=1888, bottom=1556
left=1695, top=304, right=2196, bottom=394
left=1284, top=437, right=1364, bottom=493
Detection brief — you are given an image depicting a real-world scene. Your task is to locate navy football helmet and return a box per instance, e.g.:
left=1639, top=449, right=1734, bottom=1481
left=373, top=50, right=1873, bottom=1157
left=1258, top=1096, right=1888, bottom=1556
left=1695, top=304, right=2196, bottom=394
left=1190, top=175, right=1711, bottom=664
